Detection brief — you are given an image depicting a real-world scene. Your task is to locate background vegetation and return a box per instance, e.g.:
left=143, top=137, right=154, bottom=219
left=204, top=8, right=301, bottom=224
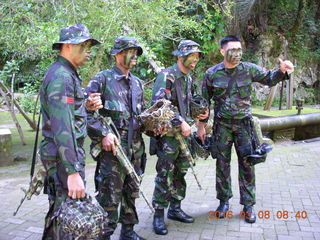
left=0, top=0, right=319, bottom=111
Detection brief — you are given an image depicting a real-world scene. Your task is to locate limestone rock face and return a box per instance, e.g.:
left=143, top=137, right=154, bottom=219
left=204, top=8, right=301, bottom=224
left=0, top=128, right=13, bottom=167
left=250, top=33, right=318, bottom=102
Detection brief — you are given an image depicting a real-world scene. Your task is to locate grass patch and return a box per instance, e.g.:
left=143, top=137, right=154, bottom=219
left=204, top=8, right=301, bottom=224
left=252, top=107, right=320, bottom=117
left=0, top=111, right=95, bottom=170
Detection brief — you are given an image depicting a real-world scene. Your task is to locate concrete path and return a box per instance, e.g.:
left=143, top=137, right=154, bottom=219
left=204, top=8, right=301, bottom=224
left=0, top=140, right=320, bottom=240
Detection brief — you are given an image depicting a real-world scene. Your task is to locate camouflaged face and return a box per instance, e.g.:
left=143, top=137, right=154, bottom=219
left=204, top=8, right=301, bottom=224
left=52, top=24, right=101, bottom=50
left=110, top=36, right=143, bottom=56
left=172, top=40, right=203, bottom=57
left=55, top=196, right=107, bottom=239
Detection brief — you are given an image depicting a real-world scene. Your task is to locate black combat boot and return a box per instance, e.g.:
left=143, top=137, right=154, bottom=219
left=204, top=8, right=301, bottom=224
left=119, top=224, right=146, bottom=240
left=215, top=201, right=229, bottom=218
left=153, top=209, right=168, bottom=235
left=243, top=205, right=256, bottom=223
left=167, top=200, right=194, bottom=223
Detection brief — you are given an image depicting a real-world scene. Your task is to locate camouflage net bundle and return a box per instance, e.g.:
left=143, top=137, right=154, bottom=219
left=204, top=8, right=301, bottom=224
left=55, top=195, right=107, bottom=239
left=139, top=99, right=175, bottom=133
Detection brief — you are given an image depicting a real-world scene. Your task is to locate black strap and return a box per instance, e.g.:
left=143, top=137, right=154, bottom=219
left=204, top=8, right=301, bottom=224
left=127, top=79, right=134, bottom=157
left=30, top=112, right=41, bottom=180
left=174, top=78, right=186, bottom=119
left=94, top=159, right=101, bottom=192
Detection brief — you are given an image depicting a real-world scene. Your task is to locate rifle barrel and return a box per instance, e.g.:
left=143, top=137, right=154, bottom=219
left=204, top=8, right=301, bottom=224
left=175, top=131, right=202, bottom=190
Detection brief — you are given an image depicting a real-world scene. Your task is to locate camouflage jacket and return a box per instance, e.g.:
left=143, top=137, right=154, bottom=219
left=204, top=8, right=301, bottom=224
left=152, top=64, right=195, bottom=125
left=40, top=56, right=87, bottom=175
left=202, top=62, right=289, bottom=120
left=85, top=65, right=144, bottom=141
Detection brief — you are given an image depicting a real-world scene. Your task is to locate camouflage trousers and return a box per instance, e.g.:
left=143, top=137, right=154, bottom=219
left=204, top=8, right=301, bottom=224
left=94, top=131, right=145, bottom=236
left=152, top=135, right=190, bottom=209
left=40, top=140, right=86, bottom=240
left=213, top=118, right=256, bottom=206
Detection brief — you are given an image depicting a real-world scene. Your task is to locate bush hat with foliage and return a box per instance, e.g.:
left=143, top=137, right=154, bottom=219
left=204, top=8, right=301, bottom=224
left=172, top=40, right=203, bottom=57
left=110, top=36, right=143, bottom=56
left=52, top=24, right=101, bottom=50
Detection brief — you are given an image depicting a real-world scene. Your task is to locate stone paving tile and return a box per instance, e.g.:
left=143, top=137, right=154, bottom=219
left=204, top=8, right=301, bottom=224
left=8, top=230, right=32, bottom=238
left=0, top=140, right=320, bottom=240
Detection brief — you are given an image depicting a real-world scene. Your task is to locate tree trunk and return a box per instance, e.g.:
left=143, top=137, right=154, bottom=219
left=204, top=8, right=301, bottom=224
left=0, top=87, right=26, bottom=145
left=290, top=0, right=307, bottom=35
left=0, top=81, right=37, bottom=130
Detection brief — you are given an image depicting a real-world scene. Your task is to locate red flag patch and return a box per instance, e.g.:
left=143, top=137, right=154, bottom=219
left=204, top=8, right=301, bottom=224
left=165, top=89, right=171, bottom=94
left=66, top=97, right=74, bottom=104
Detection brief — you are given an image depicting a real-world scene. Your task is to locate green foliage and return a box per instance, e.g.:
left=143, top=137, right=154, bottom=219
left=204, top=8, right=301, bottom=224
left=0, top=0, right=231, bottom=92
left=241, top=49, right=259, bottom=64
left=0, top=60, right=20, bottom=86
left=16, top=82, right=40, bottom=113
left=143, top=88, right=153, bottom=108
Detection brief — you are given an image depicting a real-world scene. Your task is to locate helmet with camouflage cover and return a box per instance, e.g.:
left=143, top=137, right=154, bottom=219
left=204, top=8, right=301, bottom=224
left=52, top=24, right=101, bottom=50
left=110, top=36, right=143, bottom=56
left=190, top=95, right=209, bottom=119
left=244, top=142, right=273, bottom=166
left=191, top=132, right=212, bottom=159
left=172, top=40, right=203, bottom=57
left=54, top=195, right=108, bottom=239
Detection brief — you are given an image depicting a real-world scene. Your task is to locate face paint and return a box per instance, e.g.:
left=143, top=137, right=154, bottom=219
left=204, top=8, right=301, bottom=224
left=182, top=52, right=200, bottom=71
left=123, top=49, right=138, bottom=69
left=70, top=41, right=92, bottom=67
left=79, top=41, right=92, bottom=53
left=226, top=48, right=242, bottom=65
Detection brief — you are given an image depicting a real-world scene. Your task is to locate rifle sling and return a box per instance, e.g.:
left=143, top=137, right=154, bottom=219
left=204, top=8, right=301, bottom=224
left=30, top=112, right=41, bottom=180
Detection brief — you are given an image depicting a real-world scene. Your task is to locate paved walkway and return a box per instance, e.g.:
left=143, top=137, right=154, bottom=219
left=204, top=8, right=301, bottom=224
left=0, top=139, right=320, bottom=240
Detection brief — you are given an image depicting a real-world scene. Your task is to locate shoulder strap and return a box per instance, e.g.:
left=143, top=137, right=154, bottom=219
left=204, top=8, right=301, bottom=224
left=30, top=112, right=41, bottom=180
left=174, top=78, right=186, bottom=119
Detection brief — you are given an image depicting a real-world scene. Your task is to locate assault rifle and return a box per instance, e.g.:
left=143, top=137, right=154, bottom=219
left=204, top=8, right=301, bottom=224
left=91, top=116, right=154, bottom=213
left=13, top=166, right=46, bottom=216
left=174, top=130, right=203, bottom=190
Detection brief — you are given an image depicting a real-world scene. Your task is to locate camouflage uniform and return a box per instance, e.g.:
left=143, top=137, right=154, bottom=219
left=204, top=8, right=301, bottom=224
left=40, top=24, right=100, bottom=240
left=152, top=40, right=203, bottom=209
left=202, top=62, right=289, bottom=206
left=85, top=37, right=145, bottom=237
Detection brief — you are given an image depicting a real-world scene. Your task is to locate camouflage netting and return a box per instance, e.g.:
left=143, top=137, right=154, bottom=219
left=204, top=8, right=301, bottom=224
left=139, top=99, right=175, bottom=133
left=55, top=196, right=107, bottom=239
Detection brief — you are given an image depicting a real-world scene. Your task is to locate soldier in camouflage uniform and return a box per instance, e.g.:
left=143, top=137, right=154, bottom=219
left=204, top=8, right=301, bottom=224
left=85, top=36, right=146, bottom=240
left=40, top=24, right=101, bottom=239
left=198, top=35, right=294, bottom=223
left=151, top=40, right=208, bottom=235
